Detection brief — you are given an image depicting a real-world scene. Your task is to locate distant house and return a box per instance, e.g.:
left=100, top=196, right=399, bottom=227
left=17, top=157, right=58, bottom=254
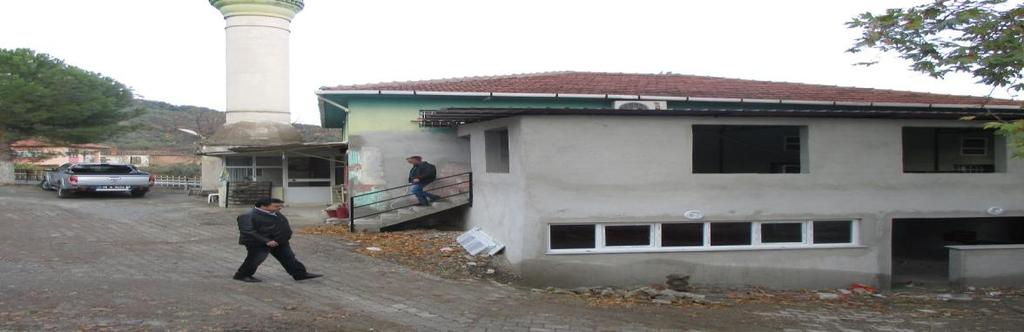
left=105, top=150, right=200, bottom=168
left=316, top=72, right=1024, bottom=289
left=11, top=139, right=112, bottom=168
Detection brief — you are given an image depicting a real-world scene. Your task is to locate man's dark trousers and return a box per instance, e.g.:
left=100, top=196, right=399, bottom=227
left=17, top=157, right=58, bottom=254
left=235, top=241, right=308, bottom=279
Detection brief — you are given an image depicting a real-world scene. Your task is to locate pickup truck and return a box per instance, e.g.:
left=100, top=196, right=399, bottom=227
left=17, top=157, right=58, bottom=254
left=41, top=163, right=154, bottom=198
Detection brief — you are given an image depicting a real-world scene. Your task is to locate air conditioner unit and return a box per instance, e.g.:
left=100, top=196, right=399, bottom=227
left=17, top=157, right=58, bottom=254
left=613, top=100, right=668, bottom=110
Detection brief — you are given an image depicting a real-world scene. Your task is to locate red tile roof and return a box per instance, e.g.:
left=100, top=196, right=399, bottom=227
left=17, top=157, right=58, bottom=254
left=323, top=71, right=1021, bottom=106
left=10, top=139, right=111, bottom=149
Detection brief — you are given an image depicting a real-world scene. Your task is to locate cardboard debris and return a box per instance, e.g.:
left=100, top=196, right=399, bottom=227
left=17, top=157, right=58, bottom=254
left=457, top=227, right=505, bottom=256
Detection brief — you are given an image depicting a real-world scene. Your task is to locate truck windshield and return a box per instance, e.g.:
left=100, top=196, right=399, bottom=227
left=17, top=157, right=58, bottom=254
left=70, top=165, right=136, bottom=175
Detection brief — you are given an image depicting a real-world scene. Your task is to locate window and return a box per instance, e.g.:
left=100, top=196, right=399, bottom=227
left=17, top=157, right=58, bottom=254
left=961, top=138, right=988, bottom=156
left=550, top=224, right=596, bottom=249
left=129, top=156, right=142, bottom=165
left=812, top=220, right=852, bottom=244
left=710, top=222, right=752, bottom=246
left=662, top=223, right=703, bottom=247
left=604, top=225, right=651, bottom=247
left=784, top=136, right=801, bottom=151
left=548, top=220, right=857, bottom=253
left=224, top=155, right=285, bottom=186
left=485, top=128, right=510, bottom=173
left=693, top=125, right=807, bottom=174
left=903, top=128, right=998, bottom=173
left=760, top=223, right=803, bottom=243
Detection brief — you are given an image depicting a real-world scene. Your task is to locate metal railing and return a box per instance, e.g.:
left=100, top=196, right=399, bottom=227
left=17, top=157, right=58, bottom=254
left=349, top=172, right=472, bottom=231
left=14, top=170, right=45, bottom=185
left=153, top=176, right=200, bottom=189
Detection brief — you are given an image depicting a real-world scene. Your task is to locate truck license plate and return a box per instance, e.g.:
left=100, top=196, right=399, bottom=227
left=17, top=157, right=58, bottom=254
left=97, top=186, right=130, bottom=191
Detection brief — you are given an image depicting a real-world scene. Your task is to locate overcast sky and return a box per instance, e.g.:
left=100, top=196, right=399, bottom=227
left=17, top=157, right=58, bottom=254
left=1, top=0, right=1018, bottom=125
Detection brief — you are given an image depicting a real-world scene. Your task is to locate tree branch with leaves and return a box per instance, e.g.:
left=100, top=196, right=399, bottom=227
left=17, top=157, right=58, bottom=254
left=847, top=0, right=1024, bottom=155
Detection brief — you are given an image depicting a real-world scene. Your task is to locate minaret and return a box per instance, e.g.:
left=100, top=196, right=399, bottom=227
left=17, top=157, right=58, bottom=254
left=206, top=0, right=304, bottom=146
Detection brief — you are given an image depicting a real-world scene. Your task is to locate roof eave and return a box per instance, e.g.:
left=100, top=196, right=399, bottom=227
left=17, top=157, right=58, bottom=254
left=316, top=89, right=1022, bottom=110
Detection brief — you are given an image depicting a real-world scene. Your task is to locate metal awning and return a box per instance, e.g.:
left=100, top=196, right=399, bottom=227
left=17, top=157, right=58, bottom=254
left=417, top=107, right=1024, bottom=128
left=199, top=141, right=347, bottom=156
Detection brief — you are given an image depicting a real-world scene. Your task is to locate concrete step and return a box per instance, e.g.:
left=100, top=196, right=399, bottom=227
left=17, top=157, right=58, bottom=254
left=352, top=195, right=470, bottom=232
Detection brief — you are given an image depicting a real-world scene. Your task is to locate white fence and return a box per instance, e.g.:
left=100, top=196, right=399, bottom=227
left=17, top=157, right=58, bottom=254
left=153, top=176, right=200, bottom=190
left=14, top=171, right=45, bottom=185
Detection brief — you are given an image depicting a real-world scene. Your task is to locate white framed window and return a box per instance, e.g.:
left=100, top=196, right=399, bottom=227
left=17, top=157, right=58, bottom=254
left=784, top=136, right=801, bottom=151
left=961, top=137, right=988, bottom=156
left=547, top=219, right=859, bottom=254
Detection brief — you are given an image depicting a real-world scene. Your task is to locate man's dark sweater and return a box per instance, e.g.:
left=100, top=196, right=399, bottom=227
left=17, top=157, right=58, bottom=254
left=236, top=208, right=293, bottom=246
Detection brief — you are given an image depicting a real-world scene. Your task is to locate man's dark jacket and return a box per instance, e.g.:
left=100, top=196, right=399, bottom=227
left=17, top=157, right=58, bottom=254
left=408, top=161, right=438, bottom=185
left=236, top=208, right=293, bottom=246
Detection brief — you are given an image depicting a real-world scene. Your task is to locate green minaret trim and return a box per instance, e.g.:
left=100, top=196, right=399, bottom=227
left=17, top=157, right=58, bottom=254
left=209, top=0, right=304, bottom=20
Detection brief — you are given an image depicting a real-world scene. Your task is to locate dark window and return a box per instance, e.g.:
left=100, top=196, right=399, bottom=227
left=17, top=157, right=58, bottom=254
left=70, top=165, right=135, bottom=174
left=604, top=225, right=651, bottom=247
left=550, top=225, right=595, bottom=249
left=693, top=125, right=805, bottom=174
left=961, top=138, right=988, bottom=156
left=662, top=223, right=704, bottom=247
left=813, top=220, right=853, bottom=244
left=485, top=128, right=510, bottom=173
left=784, top=136, right=801, bottom=151
left=761, top=223, right=803, bottom=243
left=710, top=222, right=752, bottom=246
left=902, top=128, right=997, bottom=173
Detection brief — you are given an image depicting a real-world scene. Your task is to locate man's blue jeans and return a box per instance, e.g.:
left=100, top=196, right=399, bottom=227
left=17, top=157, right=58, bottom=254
left=411, top=183, right=441, bottom=205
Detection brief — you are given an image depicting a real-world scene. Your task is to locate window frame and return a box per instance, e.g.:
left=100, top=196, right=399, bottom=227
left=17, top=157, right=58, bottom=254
left=960, top=137, right=989, bottom=156
left=547, top=220, right=860, bottom=254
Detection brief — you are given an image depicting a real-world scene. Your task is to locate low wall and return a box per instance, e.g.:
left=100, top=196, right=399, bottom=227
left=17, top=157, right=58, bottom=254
left=948, top=245, right=1024, bottom=287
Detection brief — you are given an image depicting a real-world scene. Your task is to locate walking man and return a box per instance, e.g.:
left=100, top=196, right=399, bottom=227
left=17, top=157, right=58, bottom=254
left=407, top=156, right=441, bottom=206
left=233, top=198, right=323, bottom=282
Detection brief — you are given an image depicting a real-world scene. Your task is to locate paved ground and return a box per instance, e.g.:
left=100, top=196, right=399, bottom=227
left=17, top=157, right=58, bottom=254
left=1, top=185, right=1021, bottom=331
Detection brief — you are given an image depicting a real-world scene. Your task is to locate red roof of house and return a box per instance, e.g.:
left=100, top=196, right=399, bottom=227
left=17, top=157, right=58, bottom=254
left=10, top=139, right=111, bottom=149
left=323, top=71, right=1021, bottom=106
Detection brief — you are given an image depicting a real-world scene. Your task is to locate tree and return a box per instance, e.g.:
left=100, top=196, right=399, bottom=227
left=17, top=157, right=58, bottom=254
left=847, top=0, right=1024, bottom=154
left=0, top=48, right=141, bottom=183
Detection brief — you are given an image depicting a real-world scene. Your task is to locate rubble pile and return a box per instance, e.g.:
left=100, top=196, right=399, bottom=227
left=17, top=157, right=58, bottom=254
left=299, top=225, right=516, bottom=282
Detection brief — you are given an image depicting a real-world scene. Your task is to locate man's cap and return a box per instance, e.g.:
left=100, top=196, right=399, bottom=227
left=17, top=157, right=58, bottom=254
left=407, top=155, right=422, bottom=160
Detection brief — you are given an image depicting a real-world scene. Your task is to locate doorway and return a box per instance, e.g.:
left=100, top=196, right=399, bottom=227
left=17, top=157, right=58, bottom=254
left=891, top=217, right=1024, bottom=286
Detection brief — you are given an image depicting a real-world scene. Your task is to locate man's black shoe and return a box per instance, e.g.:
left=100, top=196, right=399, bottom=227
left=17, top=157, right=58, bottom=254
left=233, top=276, right=262, bottom=283
left=294, top=273, right=323, bottom=281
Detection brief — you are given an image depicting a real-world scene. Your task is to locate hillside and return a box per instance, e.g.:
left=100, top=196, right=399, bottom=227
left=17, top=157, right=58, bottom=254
left=104, top=100, right=342, bottom=153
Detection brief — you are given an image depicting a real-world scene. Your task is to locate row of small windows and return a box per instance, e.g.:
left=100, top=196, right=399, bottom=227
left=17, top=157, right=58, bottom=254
left=549, top=220, right=856, bottom=253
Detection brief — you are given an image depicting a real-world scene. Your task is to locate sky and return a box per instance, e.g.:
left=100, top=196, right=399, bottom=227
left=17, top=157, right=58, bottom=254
left=1, top=0, right=1018, bottom=125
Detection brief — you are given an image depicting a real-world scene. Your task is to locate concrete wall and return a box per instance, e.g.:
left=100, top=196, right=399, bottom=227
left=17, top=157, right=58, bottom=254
left=948, top=245, right=1024, bottom=287
left=458, top=118, right=529, bottom=267
left=344, top=97, right=605, bottom=204
left=464, top=115, right=1024, bottom=289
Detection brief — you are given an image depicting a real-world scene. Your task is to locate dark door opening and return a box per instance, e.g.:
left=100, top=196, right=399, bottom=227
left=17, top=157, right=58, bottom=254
left=891, top=217, right=1024, bottom=287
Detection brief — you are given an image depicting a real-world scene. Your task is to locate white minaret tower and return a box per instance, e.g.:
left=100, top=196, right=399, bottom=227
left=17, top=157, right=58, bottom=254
left=206, top=0, right=304, bottom=146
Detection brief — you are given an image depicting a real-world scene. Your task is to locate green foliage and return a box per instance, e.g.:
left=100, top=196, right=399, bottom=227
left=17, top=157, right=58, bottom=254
left=141, top=163, right=201, bottom=177
left=0, top=48, right=143, bottom=147
left=847, top=0, right=1024, bottom=91
left=848, top=1, right=1024, bottom=156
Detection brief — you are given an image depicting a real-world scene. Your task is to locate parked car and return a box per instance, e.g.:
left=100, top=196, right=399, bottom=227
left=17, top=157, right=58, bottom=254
left=41, top=163, right=154, bottom=198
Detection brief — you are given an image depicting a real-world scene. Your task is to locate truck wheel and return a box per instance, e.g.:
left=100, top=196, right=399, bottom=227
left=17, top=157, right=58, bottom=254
left=57, top=187, right=71, bottom=199
left=131, top=190, right=147, bottom=198
left=40, top=180, right=51, bottom=191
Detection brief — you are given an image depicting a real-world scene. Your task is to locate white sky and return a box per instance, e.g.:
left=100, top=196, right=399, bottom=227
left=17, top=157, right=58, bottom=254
left=1, top=0, right=1018, bottom=125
